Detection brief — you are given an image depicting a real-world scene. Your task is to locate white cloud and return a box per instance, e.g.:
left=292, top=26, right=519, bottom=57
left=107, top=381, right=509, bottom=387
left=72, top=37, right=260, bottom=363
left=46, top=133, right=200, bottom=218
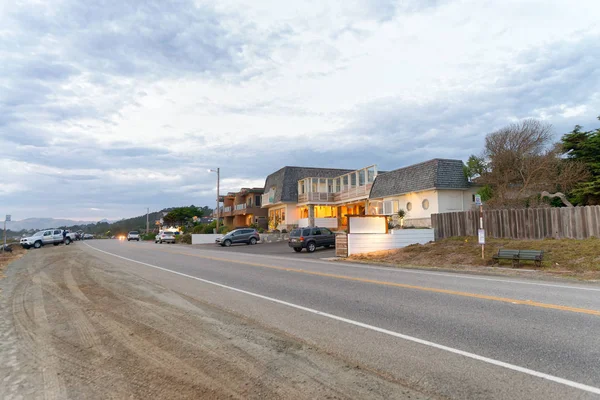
left=2, top=0, right=600, bottom=219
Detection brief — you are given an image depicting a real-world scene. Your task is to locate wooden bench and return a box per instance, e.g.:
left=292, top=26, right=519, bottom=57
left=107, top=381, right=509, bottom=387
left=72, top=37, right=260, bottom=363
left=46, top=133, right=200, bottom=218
left=492, top=249, right=544, bottom=267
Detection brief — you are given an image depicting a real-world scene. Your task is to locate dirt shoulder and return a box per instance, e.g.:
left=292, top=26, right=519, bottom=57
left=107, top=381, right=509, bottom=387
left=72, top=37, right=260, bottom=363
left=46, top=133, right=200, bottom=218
left=0, top=244, right=26, bottom=279
left=347, top=237, right=600, bottom=281
left=0, top=245, right=429, bottom=400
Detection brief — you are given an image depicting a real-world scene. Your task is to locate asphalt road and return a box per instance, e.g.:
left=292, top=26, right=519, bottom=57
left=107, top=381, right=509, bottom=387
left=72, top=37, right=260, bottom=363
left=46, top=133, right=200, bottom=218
left=192, top=240, right=337, bottom=258
left=82, top=240, right=600, bottom=399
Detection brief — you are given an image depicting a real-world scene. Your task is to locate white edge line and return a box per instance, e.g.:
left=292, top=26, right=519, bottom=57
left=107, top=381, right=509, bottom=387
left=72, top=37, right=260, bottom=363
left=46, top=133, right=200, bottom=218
left=84, top=242, right=600, bottom=395
left=172, top=243, right=600, bottom=292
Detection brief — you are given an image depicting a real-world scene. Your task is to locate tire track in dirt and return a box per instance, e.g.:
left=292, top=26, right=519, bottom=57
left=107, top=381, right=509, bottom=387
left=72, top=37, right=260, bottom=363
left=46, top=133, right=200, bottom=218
left=3, top=244, right=432, bottom=400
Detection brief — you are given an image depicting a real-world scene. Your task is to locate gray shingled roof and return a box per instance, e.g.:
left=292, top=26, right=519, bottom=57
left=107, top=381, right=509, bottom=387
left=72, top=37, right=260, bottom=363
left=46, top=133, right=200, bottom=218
left=369, top=159, right=470, bottom=199
left=263, top=166, right=355, bottom=203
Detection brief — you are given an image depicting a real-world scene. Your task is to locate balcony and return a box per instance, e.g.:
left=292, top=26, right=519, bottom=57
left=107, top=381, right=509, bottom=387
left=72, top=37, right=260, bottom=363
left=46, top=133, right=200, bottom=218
left=261, top=191, right=276, bottom=207
left=333, top=183, right=372, bottom=202
left=235, top=204, right=246, bottom=211
left=298, top=192, right=335, bottom=203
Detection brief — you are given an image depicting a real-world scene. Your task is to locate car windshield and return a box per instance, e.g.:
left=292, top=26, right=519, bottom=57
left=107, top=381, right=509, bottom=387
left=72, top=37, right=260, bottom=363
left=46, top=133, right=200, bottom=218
left=129, top=231, right=138, bottom=234
left=163, top=232, right=174, bottom=236
left=32, top=231, right=44, bottom=237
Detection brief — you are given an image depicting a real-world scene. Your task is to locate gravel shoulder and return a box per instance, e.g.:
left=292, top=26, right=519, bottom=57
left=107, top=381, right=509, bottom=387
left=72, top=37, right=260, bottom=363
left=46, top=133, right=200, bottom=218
left=0, top=245, right=430, bottom=399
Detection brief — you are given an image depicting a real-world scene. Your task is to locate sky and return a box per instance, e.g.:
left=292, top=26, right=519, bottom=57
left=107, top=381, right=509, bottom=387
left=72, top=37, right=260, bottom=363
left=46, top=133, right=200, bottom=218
left=1, top=0, right=600, bottom=221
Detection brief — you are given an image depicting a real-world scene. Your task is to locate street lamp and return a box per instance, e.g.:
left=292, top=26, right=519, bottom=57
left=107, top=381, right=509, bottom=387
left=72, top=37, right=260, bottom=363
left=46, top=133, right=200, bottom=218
left=209, top=168, right=220, bottom=232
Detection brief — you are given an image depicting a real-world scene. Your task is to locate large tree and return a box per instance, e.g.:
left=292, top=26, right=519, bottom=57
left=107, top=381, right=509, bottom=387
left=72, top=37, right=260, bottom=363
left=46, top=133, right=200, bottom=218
left=163, top=206, right=204, bottom=228
left=561, top=117, right=600, bottom=205
left=478, top=119, right=588, bottom=208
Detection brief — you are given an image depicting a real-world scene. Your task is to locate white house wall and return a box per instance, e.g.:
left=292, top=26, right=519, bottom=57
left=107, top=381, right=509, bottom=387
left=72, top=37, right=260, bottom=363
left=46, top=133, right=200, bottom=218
left=437, top=190, right=467, bottom=213
left=383, top=189, right=439, bottom=219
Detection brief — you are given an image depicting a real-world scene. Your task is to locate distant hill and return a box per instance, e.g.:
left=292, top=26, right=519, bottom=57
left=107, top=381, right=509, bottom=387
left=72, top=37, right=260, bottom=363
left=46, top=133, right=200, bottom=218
left=6, top=218, right=96, bottom=231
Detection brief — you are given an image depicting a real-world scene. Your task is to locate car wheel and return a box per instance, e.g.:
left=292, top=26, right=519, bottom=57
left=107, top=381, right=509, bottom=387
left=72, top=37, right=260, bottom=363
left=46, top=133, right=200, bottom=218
left=249, top=237, right=257, bottom=245
left=34, top=241, right=42, bottom=249
left=53, top=243, right=59, bottom=246
left=293, top=247, right=302, bottom=253
left=65, top=238, right=72, bottom=245
left=306, top=241, right=316, bottom=253
left=159, top=240, right=162, bottom=244
left=223, top=239, right=232, bottom=247
left=137, top=239, right=140, bottom=241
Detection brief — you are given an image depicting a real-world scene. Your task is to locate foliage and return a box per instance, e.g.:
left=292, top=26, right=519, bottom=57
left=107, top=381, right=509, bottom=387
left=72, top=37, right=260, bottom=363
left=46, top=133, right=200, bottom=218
left=141, top=233, right=155, bottom=241
left=561, top=117, right=600, bottom=205
left=477, top=185, right=494, bottom=202
left=218, top=226, right=231, bottom=234
left=397, top=209, right=406, bottom=219
left=163, top=206, right=204, bottom=228
left=192, top=225, right=205, bottom=234
left=463, top=155, right=488, bottom=182
left=476, top=119, right=588, bottom=208
left=176, top=233, right=192, bottom=244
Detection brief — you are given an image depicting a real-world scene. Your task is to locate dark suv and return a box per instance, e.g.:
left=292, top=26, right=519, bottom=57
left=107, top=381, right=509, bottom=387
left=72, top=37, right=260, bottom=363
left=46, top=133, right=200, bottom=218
left=216, top=228, right=260, bottom=247
left=288, top=227, right=335, bottom=253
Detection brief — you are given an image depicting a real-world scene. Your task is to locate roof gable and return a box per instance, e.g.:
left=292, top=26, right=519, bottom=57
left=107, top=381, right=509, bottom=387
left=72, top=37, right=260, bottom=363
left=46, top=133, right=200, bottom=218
left=369, top=159, right=469, bottom=199
left=263, top=166, right=355, bottom=203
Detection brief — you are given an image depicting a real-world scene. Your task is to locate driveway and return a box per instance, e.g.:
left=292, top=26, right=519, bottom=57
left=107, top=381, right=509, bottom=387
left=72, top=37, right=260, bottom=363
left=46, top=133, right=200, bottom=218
left=191, top=240, right=337, bottom=259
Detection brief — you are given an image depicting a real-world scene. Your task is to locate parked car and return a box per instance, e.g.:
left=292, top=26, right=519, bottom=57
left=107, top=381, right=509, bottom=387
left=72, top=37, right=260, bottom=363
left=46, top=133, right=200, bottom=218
left=288, top=227, right=335, bottom=253
left=216, top=228, right=260, bottom=247
left=127, top=231, right=140, bottom=241
left=21, top=229, right=66, bottom=249
left=155, top=230, right=176, bottom=244
left=83, top=234, right=94, bottom=240
left=64, top=230, right=79, bottom=242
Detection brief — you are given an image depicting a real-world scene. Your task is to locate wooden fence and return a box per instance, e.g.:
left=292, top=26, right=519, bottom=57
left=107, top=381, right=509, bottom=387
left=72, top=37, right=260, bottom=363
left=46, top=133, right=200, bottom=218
left=431, top=206, right=600, bottom=240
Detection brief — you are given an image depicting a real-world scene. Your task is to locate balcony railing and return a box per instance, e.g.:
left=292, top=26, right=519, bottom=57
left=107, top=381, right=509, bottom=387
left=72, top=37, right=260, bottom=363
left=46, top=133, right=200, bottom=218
left=298, top=192, right=335, bottom=203
left=333, top=183, right=372, bottom=202
left=235, top=204, right=246, bottom=210
left=223, top=206, right=232, bottom=212
left=261, top=191, right=275, bottom=207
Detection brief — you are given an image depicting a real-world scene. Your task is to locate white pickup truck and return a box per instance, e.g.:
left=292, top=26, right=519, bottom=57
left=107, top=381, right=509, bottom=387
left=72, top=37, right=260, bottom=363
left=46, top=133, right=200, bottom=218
left=21, top=229, right=73, bottom=249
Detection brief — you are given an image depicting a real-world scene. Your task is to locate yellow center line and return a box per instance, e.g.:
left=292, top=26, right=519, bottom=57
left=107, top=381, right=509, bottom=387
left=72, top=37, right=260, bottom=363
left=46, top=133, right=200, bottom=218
left=129, top=243, right=600, bottom=317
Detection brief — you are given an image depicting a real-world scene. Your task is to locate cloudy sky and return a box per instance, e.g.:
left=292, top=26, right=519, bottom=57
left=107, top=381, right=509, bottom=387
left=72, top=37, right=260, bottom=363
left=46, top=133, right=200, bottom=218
left=2, top=0, right=599, bottom=221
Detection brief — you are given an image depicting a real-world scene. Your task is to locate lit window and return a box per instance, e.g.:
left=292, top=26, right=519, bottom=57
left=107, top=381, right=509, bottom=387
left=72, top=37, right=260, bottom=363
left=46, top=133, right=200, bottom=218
left=383, top=200, right=399, bottom=215
left=422, top=199, right=429, bottom=210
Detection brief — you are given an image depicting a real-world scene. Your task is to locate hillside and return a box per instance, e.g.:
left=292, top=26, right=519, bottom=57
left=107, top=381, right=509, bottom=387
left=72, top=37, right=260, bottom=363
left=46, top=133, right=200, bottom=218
left=6, top=218, right=94, bottom=231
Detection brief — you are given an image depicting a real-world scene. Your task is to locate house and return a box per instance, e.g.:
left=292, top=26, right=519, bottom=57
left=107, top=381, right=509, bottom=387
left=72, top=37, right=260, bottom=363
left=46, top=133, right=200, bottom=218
left=261, top=166, right=357, bottom=230
left=260, top=159, right=478, bottom=230
left=220, top=187, right=268, bottom=229
left=368, top=159, right=479, bottom=227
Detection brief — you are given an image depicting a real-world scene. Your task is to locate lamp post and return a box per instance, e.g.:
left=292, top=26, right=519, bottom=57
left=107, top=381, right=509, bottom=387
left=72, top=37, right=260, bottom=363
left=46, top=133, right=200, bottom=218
left=209, top=168, right=220, bottom=232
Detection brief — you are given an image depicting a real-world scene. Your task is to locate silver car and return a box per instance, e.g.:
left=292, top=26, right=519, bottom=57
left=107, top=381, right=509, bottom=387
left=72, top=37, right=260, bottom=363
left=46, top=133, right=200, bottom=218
left=127, top=231, right=140, bottom=241
left=155, top=231, right=176, bottom=244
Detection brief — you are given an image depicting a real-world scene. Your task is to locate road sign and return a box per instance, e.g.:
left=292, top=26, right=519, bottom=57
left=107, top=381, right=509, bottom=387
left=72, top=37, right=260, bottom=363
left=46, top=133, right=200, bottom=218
left=478, top=229, right=485, bottom=244
left=475, top=194, right=482, bottom=206
left=5, top=215, right=11, bottom=222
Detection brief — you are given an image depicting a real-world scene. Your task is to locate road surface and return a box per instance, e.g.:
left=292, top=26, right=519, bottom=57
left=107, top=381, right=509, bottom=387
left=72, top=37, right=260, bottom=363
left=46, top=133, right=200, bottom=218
left=3, top=239, right=600, bottom=399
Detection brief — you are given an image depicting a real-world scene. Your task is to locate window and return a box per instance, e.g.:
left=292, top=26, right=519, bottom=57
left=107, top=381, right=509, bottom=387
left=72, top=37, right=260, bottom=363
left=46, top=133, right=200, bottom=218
left=313, top=229, right=321, bottom=235
left=312, top=178, right=318, bottom=192
left=302, top=229, right=311, bottom=236
left=335, top=178, right=341, bottom=192
left=367, top=167, right=375, bottom=183
left=255, top=195, right=261, bottom=206
left=54, top=230, right=61, bottom=235
left=281, top=209, right=285, bottom=222
left=422, top=199, right=430, bottom=210
left=350, top=173, right=356, bottom=187
left=383, top=200, right=399, bottom=215
left=343, top=175, right=349, bottom=187
left=358, top=170, right=365, bottom=186
left=44, top=231, right=52, bottom=236
left=406, top=202, right=413, bottom=211
left=322, top=228, right=333, bottom=235
left=328, top=179, right=334, bottom=193
left=299, top=180, right=305, bottom=194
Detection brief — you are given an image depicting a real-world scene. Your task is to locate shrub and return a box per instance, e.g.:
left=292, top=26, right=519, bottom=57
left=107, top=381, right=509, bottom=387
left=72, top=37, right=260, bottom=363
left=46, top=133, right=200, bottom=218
left=258, top=227, right=265, bottom=233
left=176, top=233, right=192, bottom=244
left=192, top=225, right=205, bottom=234
left=141, top=233, right=155, bottom=241
left=218, top=226, right=231, bottom=234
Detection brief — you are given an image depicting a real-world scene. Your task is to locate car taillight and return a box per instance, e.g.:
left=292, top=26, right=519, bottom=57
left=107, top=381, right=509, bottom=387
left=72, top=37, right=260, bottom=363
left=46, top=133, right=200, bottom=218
left=299, top=236, right=304, bottom=242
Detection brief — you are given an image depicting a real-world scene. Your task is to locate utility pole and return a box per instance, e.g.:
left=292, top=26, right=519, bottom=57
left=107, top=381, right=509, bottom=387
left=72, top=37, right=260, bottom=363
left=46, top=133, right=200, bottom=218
left=3, top=215, right=10, bottom=253
left=209, top=168, right=221, bottom=233
left=146, top=208, right=149, bottom=235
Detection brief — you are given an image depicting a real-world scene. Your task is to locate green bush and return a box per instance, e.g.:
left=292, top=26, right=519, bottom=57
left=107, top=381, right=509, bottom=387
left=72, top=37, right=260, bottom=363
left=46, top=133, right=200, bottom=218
left=176, top=233, right=192, bottom=244
left=218, top=226, right=231, bottom=234
left=192, top=225, right=205, bottom=234
left=141, top=233, right=155, bottom=241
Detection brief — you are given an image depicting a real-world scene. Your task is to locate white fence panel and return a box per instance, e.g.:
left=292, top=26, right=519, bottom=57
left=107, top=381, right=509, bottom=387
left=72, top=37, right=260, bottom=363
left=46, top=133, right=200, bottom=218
left=347, top=229, right=434, bottom=256
left=191, top=234, right=222, bottom=244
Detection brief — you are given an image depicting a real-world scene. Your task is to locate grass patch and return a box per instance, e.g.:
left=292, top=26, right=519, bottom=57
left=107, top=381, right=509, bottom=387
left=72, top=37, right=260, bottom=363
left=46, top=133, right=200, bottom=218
left=348, top=237, right=600, bottom=279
